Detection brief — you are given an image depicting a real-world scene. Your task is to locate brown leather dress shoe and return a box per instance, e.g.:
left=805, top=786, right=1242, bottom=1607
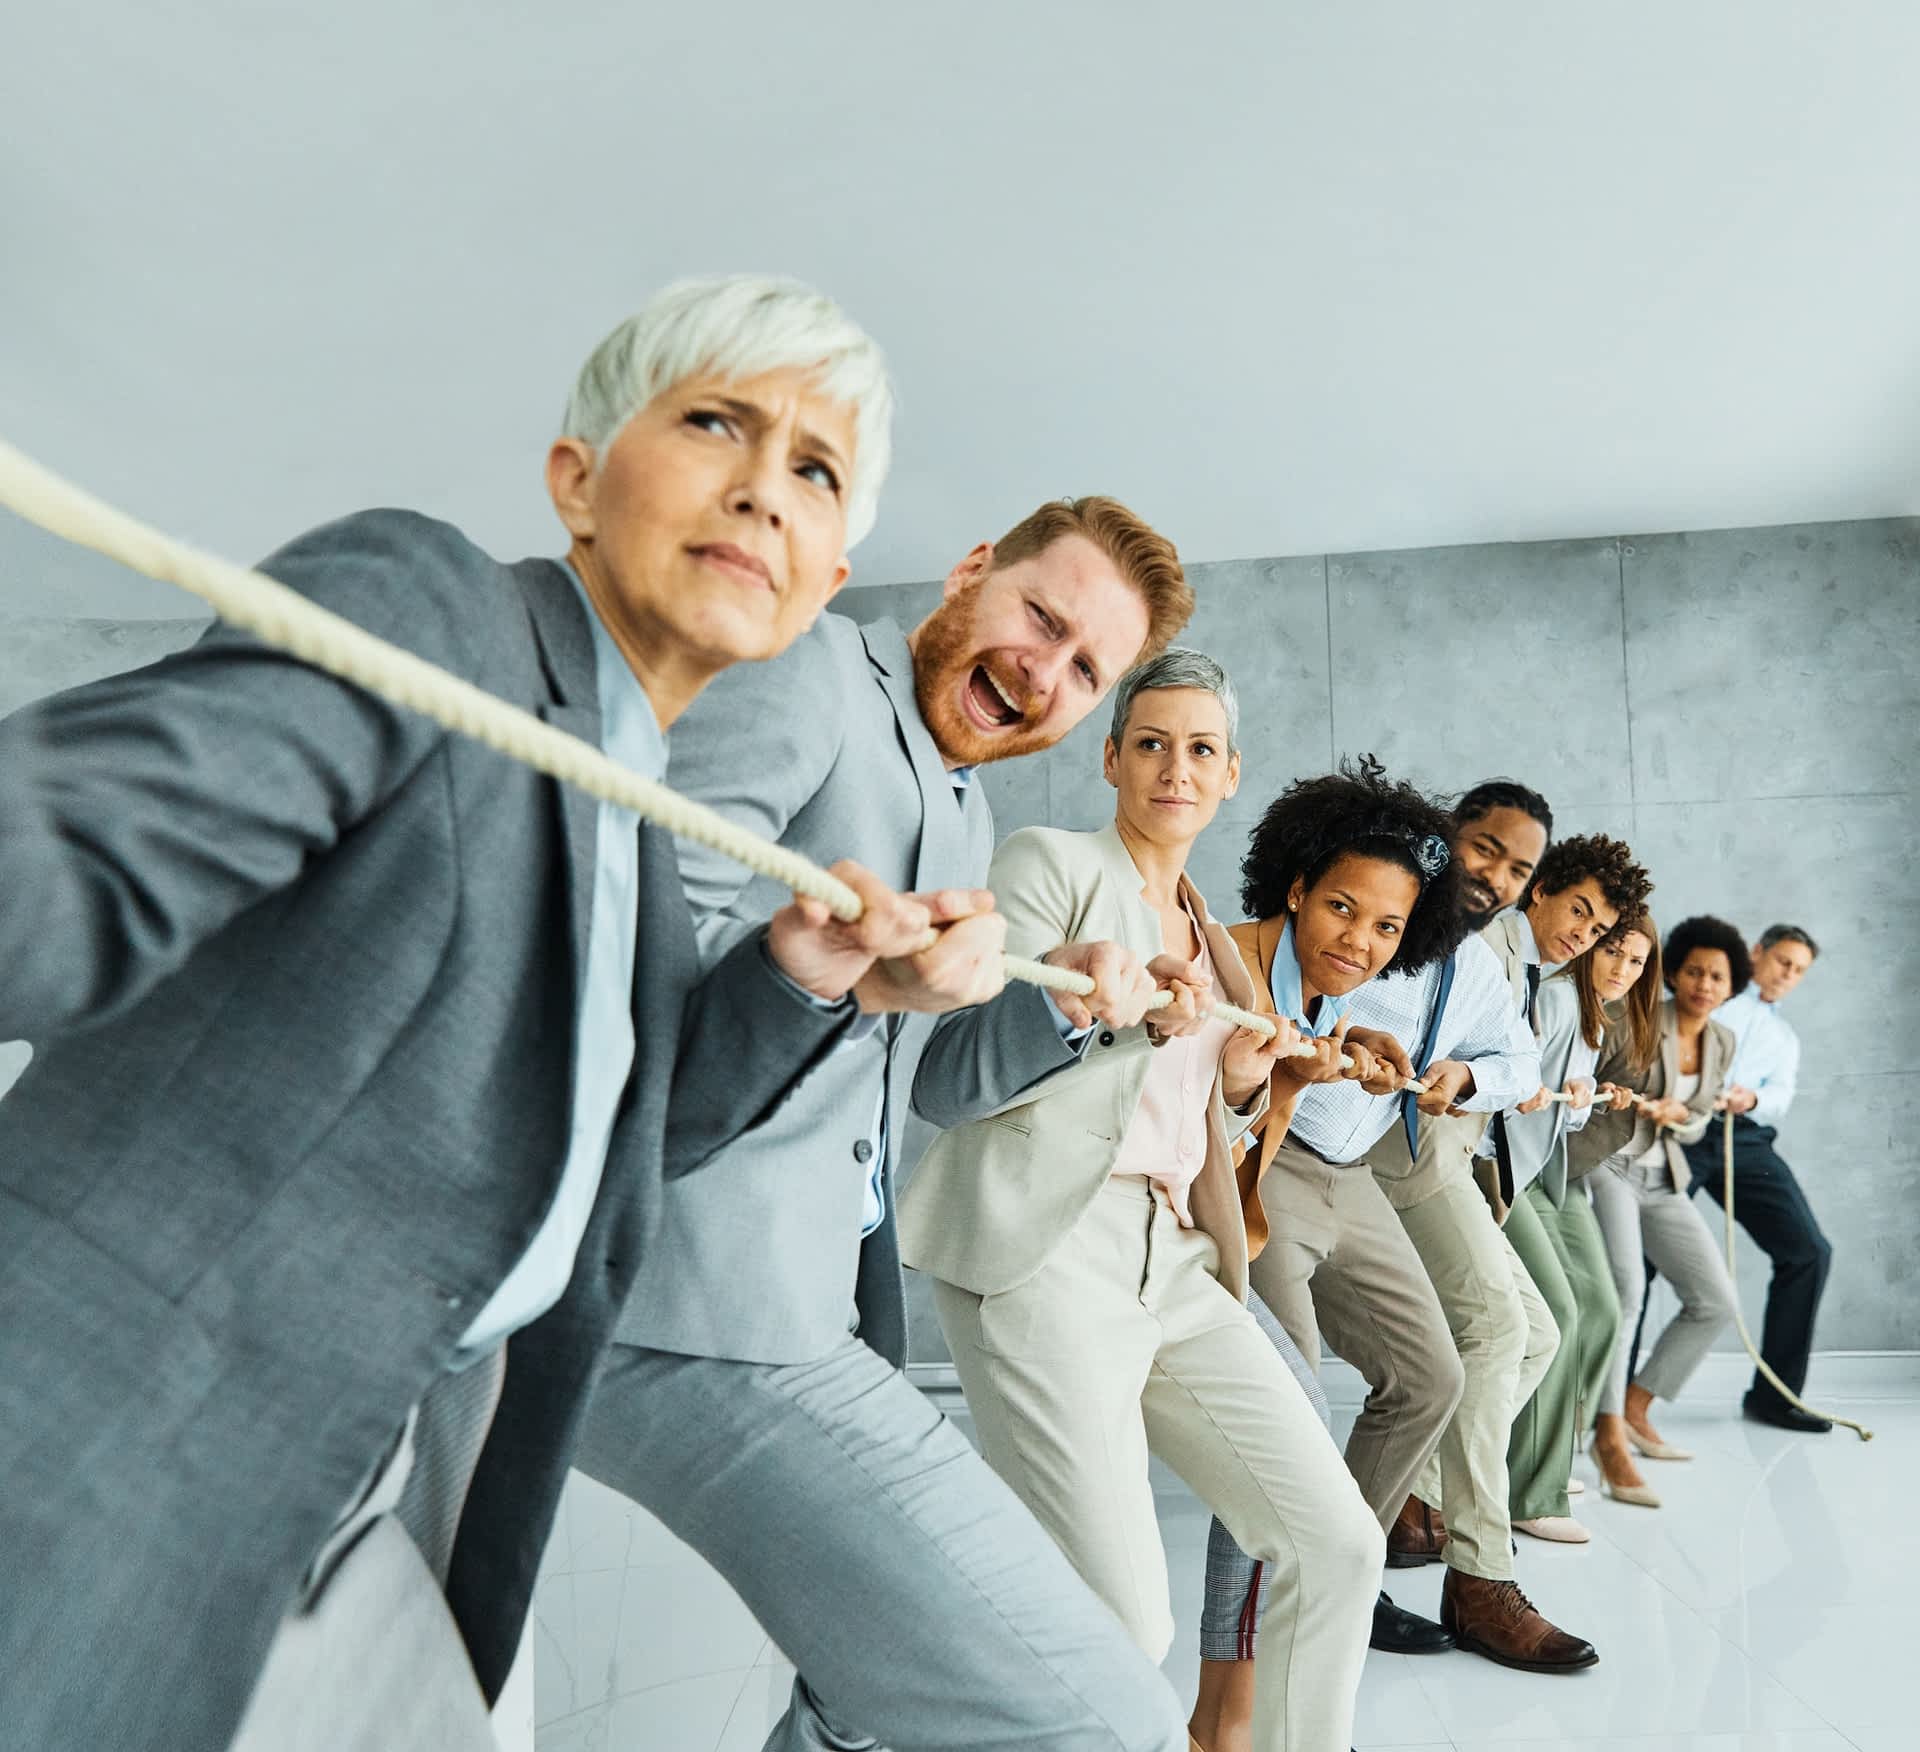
left=1385, top=1494, right=1448, bottom=1568
left=1439, top=1570, right=1599, bottom=1672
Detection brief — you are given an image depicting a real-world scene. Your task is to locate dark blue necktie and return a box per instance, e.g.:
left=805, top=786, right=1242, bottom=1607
left=1402, top=951, right=1458, bottom=1155
left=1486, top=960, right=1543, bottom=1203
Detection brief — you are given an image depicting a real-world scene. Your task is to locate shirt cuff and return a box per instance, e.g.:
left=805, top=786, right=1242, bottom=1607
left=759, top=936, right=860, bottom=1018
left=1043, top=987, right=1096, bottom=1043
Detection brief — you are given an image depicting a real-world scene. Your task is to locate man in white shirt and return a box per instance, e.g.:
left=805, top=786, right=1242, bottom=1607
left=1677, top=924, right=1833, bottom=1433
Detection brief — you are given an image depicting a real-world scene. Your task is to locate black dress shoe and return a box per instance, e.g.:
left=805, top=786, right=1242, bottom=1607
left=1743, top=1392, right=1832, bottom=1433
left=1370, top=1590, right=1455, bottom=1655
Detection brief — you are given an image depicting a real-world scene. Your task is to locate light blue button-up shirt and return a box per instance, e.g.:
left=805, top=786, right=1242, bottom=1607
left=1267, top=917, right=1357, bottom=1037
left=453, top=564, right=663, bottom=1363
left=1301, top=933, right=1539, bottom=1163
left=1714, top=986, right=1801, bottom=1128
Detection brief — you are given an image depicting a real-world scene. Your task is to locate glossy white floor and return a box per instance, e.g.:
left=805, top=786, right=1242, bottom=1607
left=528, top=1360, right=1914, bottom=1752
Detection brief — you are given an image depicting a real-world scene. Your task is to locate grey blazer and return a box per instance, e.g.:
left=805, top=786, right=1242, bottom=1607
left=609, top=614, right=993, bottom=1368
left=1567, top=997, right=1734, bottom=1194
left=0, top=510, right=850, bottom=1751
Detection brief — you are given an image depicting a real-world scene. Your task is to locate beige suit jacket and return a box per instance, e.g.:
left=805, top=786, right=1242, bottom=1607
left=1567, top=997, right=1734, bottom=1194
left=900, top=821, right=1266, bottom=1300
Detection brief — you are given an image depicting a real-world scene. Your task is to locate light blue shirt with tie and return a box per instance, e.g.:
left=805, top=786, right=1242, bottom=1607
left=453, top=563, right=662, bottom=1362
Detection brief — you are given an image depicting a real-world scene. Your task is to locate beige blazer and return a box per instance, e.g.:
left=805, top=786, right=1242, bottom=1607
left=1567, top=997, right=1734, bottom=1194
left=900, top=821, right=1267, bottom=1301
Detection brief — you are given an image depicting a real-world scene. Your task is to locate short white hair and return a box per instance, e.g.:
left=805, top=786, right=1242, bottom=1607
left=561, top=274, right=895, bottom=548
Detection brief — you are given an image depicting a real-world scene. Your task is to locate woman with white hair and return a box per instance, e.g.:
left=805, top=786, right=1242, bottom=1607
left=905, top=650, right=1385, bottom=1752
left=0, top=272, right=989, bottom=1752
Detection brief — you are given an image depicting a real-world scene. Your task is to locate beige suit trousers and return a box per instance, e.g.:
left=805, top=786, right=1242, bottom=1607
left=934, top=1176, right=1381, bottom=1752
left=1396, top=1175, right=1559, bottom=1579
left=1248, top=1138, right=1465, bottom=1530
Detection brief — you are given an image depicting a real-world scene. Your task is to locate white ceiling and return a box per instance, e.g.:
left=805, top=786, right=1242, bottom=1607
left=5, top=2, right=1918, bottom=619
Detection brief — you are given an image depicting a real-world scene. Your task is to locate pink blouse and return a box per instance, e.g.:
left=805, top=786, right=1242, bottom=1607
left=1109, top=920, right=1235, bottom=1225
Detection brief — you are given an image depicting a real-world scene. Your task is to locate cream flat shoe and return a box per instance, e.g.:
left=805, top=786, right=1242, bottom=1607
left=1566, top=1477, right=1586, bottom=1497
left=1515, top=1515, right=1592, bottom=1544
left=1625, top=1423, right=1693, bottom=1461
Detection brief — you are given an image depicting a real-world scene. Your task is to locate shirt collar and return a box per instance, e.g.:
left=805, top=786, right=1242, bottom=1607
left=950, top=765, right=977, bottom=790
left=1515, top=908, right=1556, bottom=971
left=563, top=561, right=667, bottom=784
left=1268, top=917, right=1356, bottom=1036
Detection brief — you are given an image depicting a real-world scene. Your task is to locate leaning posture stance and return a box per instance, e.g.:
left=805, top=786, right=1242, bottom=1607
left=0, top=276, right=949, bottom=1752
left=908, top=658, right=1384, bottom=1752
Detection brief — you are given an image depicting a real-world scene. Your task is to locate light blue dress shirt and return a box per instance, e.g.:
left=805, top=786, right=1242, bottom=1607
left=453, top=565, right=662, bottom=1362
left=1714, top=986, right=1801, bottom=1128
left=1300, top=934, right=1541, bottom=1163
left=1266, top=916, right=1357, bottom=1037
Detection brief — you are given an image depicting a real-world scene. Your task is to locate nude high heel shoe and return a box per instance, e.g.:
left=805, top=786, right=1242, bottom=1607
left=1589, top=1438, right=1661, bottom=1507
left=1624, top=1423, right=1694, bottom=1462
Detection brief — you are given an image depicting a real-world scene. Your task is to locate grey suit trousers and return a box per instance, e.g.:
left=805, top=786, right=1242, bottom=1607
left=1589, top=1152, right=1737, bottom=1414
left=579, top=1337, right=1190, bottom=1752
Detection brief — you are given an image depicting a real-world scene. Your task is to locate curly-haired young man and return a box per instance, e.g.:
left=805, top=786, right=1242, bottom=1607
left=1496, top=840, right=1656, bottom=1544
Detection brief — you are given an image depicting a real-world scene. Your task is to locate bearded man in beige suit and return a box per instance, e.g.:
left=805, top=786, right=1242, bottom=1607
left=904, top=651, right=1382, bottom=1752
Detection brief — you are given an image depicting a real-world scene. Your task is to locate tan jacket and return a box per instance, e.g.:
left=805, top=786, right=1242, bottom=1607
left=1568, top=996, right=1734, bottom=1194
left=901, top=822, right=1267, bottom=1300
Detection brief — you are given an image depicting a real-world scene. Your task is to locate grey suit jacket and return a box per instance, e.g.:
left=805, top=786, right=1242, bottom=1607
left=0, top=510, right=851, bottom=1750
left=1505, top=974, right=1592, bottom=1206
left=1567, top=997, right=1734, bottom=1194
left=609, top=614, right=993, bottom=1367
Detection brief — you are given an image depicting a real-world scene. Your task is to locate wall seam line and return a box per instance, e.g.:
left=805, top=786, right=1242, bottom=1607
left=1322, top=553, right=1335, bottom=766
left=1618, top=538, right=1637, bottom=844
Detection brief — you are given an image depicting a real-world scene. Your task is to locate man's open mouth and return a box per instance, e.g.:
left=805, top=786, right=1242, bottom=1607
left=965, top=663, right=1024, bottom=729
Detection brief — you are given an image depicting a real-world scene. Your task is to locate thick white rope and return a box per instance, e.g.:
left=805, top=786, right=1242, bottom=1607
left=1616, top=1088, right=1871, bottom=1441
left=1715, top=1109, right=1872, bottom=1440
left=0, top=439, right=1400, bottom=1077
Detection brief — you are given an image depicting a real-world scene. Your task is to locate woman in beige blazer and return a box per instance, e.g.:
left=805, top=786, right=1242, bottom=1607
left=902, top=650, right=1383, bottom=1752
left=1573, top=914, right=1746, bottom=1502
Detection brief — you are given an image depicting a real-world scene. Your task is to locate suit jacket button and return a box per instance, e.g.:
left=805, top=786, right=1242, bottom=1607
left=1098, top=1030, right=1116, bottom=1048
left=853, top=1138, right=874, bottom=1164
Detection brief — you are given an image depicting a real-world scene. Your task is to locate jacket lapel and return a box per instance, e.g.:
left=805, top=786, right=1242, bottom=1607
left=860, top=619, right=965, bottom=896
left=1091, top=821, right=1163, bottom=958
left=1657, top=998, right=1681, bottom=1097
left=512, top=559, right=603, bottom=1017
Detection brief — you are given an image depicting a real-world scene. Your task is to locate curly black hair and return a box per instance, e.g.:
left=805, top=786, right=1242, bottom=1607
left=1238, top=755, right=1470, bottom=976
left=1527, top=833, right=1654, bottom=919
left=1663, top=914, right=1754, bottom=997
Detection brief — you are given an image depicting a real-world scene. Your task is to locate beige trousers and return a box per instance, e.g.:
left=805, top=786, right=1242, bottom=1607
left=1396, top=1176, right=1559, bottom=1579
left=934, top=1176, right=1381, bottom=1752
left=1248, top=1138, right=1465, bottom=1529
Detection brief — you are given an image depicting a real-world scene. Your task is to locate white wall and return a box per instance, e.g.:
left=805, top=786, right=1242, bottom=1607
left=5, top=2, right=1918, bottom=621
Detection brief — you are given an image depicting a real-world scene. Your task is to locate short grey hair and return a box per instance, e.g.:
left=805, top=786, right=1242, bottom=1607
left=561, top=274, right=895, bottom=547
left=1107, top=647, right=1240, bottom=751
left=1758, top=922, right=1820, bottom=959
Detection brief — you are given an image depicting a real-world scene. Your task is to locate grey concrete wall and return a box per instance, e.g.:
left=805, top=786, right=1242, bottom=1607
left=5, top=516, right=1915, bottom=1359
left=840, top=516, right=1920, bottom=1360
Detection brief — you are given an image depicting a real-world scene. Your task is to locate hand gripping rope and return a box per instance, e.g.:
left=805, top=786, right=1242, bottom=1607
left=0, top=439, right=1399, bottom=1079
